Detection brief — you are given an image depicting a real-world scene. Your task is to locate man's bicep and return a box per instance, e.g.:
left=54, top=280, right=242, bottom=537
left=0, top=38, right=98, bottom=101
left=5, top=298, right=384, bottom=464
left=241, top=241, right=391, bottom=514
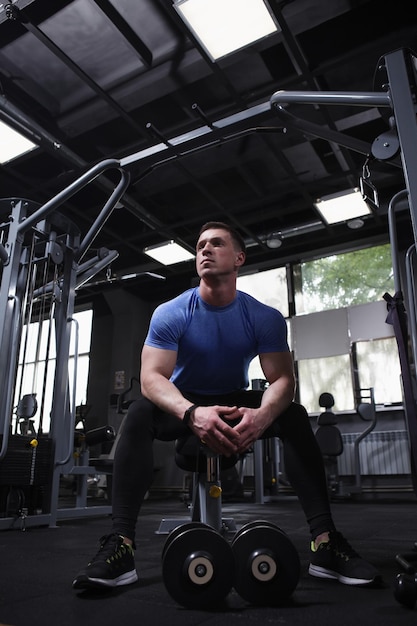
left=259, top=351, right=295, bottom=384
left=141, top=344, right=177, bottom=379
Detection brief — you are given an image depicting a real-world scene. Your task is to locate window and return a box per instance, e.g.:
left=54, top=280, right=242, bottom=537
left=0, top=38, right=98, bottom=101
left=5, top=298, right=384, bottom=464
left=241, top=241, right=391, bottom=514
left=297, top=354, right=354, bottom=412
left=68, top=308, right=94, bottom=408
left=294, top=244, right=394, bottom=314
left=237, top=267, right=289, bottom=317
left=292, top=244, right=400, bottom=411
left=14, top=308, right=93, bottom=434
left=237, top=267, right=289, bottom=386
left=354, top=337, right=402, bottom=405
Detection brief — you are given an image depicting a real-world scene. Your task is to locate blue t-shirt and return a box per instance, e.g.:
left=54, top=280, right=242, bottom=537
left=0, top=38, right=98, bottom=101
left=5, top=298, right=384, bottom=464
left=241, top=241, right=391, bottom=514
left=144, top=287, right=289, bottom=395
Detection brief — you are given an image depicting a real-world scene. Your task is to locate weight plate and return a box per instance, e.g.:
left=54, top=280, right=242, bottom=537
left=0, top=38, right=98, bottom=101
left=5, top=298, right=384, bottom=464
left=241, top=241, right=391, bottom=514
left=233, top=519, right=282, bottom=541
left=161, top=521, right=208, bottom=561
left=231, top=522, right=300, bottom=606
left=162, top=525, right=235, bottom=609
left=394, top=573, right=417, bottom=609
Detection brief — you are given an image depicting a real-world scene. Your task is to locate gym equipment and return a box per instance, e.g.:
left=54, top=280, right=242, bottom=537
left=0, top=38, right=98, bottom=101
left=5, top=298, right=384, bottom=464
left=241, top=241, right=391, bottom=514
left=157, top=435, right=238, bottom=535
left=250, top=379, right=281, bottom=503
left=232, top=520, right=300, bottom=606
left=159, top=437, right=237, bottom=606
left=395, top=573, right=417, bottom=610
left=159, top=433, right=300, bottom=608
left=348, top=388, right=378, bottom=496
left=71, top=423, right=116, bottom=507
left=270, top=55, right=417, bottom=602
left=394, top=545, right=417, bottom=609
left=162, top=519, right=300, bottom=608
left=315, top=388, right=377, bottom=498
left=0, top=159, right=129, bottom=529
left=385, top=191, right=417, bottom=496
left=315, top=392, right=344, bottom=496
left=269, top=48, right=417, bottom=492
left=162, top=521, right=235, bottom=609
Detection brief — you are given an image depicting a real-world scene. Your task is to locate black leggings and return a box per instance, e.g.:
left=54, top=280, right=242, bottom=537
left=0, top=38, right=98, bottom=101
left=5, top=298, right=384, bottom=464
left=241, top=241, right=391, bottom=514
left=111, top=390, right=335, bottom=542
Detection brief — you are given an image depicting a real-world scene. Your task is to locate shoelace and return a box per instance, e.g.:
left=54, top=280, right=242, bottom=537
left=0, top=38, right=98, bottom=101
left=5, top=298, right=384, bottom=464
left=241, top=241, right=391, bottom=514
left=329, top=531, right=360, bottom=559
left=89, top=534, right=124, bottom=564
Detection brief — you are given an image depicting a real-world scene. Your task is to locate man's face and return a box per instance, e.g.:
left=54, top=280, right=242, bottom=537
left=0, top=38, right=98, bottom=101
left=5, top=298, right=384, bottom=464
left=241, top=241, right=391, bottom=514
left=195, top=228, right=245, bottom=278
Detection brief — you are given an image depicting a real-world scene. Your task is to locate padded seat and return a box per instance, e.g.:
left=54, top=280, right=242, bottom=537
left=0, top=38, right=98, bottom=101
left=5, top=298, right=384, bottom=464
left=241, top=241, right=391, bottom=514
left=315, top=411, right=344, bottom=457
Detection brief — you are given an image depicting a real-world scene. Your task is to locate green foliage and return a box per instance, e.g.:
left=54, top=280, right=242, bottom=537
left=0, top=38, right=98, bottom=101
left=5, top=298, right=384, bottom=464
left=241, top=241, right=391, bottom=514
left=300, top=244, right=394, bottom=311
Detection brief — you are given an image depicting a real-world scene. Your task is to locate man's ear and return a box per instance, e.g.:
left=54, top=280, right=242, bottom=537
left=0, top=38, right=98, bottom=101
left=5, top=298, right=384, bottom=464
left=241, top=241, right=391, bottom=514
left=235, top=251, right=246, bottom=268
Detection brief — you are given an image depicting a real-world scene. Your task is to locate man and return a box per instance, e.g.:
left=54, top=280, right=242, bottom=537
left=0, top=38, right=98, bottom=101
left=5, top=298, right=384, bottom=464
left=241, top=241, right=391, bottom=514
left=73, top=221, right=380, bottom=590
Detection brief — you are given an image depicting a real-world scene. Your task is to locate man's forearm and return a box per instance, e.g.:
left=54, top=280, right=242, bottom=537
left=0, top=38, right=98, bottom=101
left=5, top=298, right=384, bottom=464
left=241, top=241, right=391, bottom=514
left=141, top=373, right=192, bottom=421
left=258, top=378, right=295, bottom=426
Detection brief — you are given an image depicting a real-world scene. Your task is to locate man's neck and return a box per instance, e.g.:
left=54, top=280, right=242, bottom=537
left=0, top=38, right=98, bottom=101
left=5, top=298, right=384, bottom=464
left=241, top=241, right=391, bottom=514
left=198, top=276, right=237, bottom=307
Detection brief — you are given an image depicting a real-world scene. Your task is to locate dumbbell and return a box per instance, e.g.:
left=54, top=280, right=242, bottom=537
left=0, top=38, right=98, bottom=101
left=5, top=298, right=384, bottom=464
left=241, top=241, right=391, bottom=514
left=394, top=548, right=417, bottom=609
left=394, top=572, right=417, bottom=609
left=162, top=519, right=300, bottom=608
left=231, top=520, right=300, bottom=606
left=162, top=522, right=235, bottom=609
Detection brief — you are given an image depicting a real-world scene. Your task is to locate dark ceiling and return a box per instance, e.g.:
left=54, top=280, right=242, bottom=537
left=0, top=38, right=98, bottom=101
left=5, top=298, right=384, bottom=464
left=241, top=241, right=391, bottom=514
left=0, top=0, right=416, bottom=304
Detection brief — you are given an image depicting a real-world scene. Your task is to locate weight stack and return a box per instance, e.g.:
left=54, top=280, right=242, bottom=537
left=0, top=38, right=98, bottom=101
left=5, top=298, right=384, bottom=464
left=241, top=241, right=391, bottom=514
left=0, top=435, right=54, bottom=486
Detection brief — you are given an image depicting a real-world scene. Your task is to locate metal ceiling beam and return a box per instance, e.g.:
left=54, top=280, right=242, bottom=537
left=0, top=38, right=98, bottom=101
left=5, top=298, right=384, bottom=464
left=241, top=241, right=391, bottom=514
left=268, top=1, right=358, bottom=179
left=0, top=93, right=187, bottom=249
left=4, top=3, right=149, bottom=140
left=90, top=0, right=153, bottom=67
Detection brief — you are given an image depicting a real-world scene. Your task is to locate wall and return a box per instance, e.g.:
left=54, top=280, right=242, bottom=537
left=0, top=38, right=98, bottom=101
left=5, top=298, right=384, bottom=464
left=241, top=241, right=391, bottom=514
left=86, top=289, right=153, bottom=433
left=84, top=290, right=187, bottom=490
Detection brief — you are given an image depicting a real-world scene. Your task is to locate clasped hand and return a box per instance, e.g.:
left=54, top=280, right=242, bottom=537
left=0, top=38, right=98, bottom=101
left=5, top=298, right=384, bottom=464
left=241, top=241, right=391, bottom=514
left=190, top=404, right=265, bottom=456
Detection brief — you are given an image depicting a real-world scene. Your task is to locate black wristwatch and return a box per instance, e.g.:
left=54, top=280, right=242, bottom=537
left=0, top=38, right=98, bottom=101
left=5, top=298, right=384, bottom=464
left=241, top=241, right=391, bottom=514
left=183, top=404, right=199, bottom=427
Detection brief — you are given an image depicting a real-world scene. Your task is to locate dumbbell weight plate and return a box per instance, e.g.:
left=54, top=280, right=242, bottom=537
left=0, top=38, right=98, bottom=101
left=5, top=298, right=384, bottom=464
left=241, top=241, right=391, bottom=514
left=161, top=521, right=207, bottom=562
left=394, top=572, right=417, bottom=609
left=162, top=524, right=235, bottom=609
left=232, top=518, right=279, bottom=539
left=231, top=520, right=300, bottom=606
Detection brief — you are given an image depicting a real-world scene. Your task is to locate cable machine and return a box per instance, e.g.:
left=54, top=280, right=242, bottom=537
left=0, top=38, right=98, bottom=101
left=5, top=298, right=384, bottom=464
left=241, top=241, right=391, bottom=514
left=269, top=47, right=417, bottom=491
left=0, top=160, right=129, bottom=529
left=269, top=48, right=417, bottom=607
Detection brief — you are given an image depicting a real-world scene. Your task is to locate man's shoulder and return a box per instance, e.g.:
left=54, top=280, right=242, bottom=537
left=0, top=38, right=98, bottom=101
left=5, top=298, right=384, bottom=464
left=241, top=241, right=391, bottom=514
left=147, top=288, right=198, bottom=343
left=151, top=288, right=199, bottom=326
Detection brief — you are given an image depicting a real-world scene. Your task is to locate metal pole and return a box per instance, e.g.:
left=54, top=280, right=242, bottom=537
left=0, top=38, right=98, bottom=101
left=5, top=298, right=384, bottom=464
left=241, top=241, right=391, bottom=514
left=384, top=49, right=417, bottom=244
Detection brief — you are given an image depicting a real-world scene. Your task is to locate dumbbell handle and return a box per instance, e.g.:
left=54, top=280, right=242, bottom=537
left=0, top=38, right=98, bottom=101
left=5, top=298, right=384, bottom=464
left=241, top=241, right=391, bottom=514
left=396, top=552, right=417, bottom=574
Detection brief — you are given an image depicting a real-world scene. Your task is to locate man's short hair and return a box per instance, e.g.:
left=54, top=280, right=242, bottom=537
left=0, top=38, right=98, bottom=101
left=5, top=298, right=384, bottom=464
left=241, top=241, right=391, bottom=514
left=198, top=221, right=246, bottom=254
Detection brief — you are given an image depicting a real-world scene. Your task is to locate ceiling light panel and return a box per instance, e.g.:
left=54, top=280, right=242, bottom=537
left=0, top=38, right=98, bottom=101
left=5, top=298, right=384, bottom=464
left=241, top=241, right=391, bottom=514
left=0, top=120, right=37, bottom=164
left=314, top=188, right=372, bottom=225
left=143, top=240, right=195, bottom=265
left=174, top=0, right=279, bottom=61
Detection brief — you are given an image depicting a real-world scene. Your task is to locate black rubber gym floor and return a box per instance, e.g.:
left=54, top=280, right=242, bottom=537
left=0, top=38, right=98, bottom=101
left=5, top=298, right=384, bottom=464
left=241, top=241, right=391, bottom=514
left=1, top=494, right=417, bottom=626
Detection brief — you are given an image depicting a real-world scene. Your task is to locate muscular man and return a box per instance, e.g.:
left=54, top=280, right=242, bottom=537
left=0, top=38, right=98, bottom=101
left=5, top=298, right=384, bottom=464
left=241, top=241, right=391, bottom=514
left=73, top=221, right=380, bottom=590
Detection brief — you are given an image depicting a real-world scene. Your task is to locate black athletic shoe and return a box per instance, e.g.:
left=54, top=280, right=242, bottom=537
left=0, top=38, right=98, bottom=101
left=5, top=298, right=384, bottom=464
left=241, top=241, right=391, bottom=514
left=308, top=531, right=381, bottom=586
left=72, top=533, right=138, bottom=589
